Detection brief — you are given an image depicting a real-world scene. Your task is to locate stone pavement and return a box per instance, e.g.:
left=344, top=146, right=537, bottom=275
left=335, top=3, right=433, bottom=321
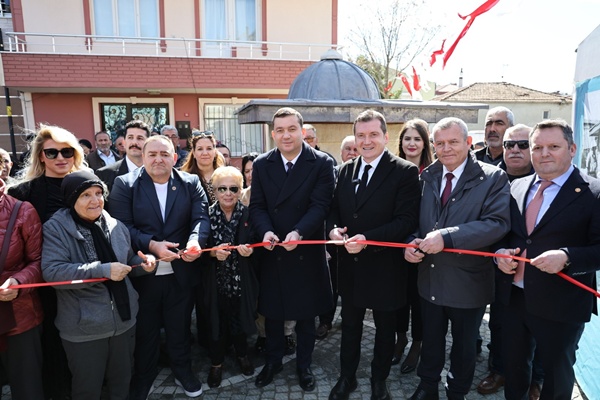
left=0, top=306, right=585, bottom=399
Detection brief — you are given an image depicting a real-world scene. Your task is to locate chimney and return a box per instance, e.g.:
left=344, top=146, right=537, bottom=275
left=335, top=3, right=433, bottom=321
left=458, top=68, right=464, bottom=88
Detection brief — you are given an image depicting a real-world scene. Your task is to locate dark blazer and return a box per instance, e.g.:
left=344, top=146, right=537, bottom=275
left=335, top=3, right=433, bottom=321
left=86, top=150, right=121, bottom=171
left=202, top=204, right=258, bottom=341
left=327, top=151, right=421, bottom=311
left=96, top=159, right=130, bottom=192
left=249, top=143, right=335, bottom=320
left=108, top=168, right=210, bottom=288
left=496, top=168, right=600, bottom=323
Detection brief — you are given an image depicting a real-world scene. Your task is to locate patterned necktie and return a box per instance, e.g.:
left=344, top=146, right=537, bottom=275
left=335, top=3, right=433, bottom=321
left=514, top=180, right=553, bottom=283
left=356, top=164, right=372, bottom=198
left=441, top=172, right=454, bottom=207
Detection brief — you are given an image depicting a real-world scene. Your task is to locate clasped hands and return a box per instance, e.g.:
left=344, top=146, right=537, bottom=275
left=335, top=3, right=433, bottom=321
left=495, top=248, right=568, bottom=275
left=404, top=230, right=445, bottom=263
left=263, top=230, right=301, bottom=252
left=211, top=243, right=253, bottom=260
left=329, top=226, right=366, bottom=254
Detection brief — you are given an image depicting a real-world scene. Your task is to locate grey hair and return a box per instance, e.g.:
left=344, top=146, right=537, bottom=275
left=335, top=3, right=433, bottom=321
left=432, top=117, right=469, bottom=141
left=486, top=106, right=515, bottom=127
left=160, top=125, right=178, bottom=135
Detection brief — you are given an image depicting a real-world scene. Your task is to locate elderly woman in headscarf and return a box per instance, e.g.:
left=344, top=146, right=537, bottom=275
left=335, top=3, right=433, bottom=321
left=203, top=166, right=258, bottom=389
left=42, top=171, right=156, bottom=400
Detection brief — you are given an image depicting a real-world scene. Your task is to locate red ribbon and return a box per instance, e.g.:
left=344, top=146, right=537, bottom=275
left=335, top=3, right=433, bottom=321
left=9, top=239, right=599, bottom=299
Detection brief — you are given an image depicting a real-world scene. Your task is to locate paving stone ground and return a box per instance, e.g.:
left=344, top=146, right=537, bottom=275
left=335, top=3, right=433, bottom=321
left=0, top=306, right=585, bottom=399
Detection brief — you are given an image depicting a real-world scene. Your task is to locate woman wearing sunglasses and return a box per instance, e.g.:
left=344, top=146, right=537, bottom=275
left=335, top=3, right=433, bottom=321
left=8, top=124, right=86, bottom=400
left=201, top=166, right=258, bottom=389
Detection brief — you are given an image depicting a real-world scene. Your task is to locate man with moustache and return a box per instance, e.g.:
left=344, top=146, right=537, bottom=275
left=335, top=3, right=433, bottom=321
left=475, top=107, right=514, bottom=166
left=250, top=107, right=334, bottom=391
left=97, top=120, right=150, bottom=192
left=495, top=119, right=600, bottom=399
left=405, top=117, right=510, bottom=400
left=328, top=110, right=420, bottom=400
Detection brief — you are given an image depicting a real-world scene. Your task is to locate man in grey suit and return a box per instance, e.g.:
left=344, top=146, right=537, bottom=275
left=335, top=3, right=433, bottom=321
left=405, top=117, right=511, bottom=400
left=250, top=107, right=335, bottom=392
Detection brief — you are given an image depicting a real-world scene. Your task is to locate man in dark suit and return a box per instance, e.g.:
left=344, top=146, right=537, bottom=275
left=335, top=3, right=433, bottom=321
left=249, top=107, right=335, bottom=391
left=86, top=131, right=121, bottom=171
left=109, top=135, right=209, bottom=399
left=495, top=119, right=600, bottom=400
left=405, top=117, right=511, bottom=400
left=327, top=110, right=420, bottom=400
left=97, top=120, right=149, bottom=191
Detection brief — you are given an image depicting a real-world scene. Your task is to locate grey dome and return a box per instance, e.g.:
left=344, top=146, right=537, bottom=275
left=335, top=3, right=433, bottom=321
left=288, top=50, right=381, bottom=100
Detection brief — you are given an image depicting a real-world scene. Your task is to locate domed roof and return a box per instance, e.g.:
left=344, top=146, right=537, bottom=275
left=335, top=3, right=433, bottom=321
left=288, top=50, right=381, bottom=101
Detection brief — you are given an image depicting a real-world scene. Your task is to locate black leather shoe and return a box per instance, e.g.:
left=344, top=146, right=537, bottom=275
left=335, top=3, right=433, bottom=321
left=297, top=367, right=315, bottom=391
left=401, top=340, right=422, bottom=373
left=371, top=379, right=390, bottom=400
left=316, top=322, right=332, bottom=340
left=255, top=363, right=282, bottom=388
left=237, top=355, right=255, bottom=376
left=408, top=387, right=439, bottom=400
left=285, top=335, right=296, bottom=355
left=329, top=376, right=358, bottom=400
left=207, top=366, right=222, bottom=388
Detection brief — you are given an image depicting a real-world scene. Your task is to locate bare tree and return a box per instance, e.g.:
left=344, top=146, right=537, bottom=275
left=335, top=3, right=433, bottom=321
left=347, top=0, right=440, bottom=98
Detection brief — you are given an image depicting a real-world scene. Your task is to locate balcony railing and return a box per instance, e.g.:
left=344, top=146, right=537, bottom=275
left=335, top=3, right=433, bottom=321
left=5, top=32, right=342, bottom=62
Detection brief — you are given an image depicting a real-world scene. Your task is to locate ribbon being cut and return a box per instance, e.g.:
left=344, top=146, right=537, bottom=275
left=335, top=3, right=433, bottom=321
left=10, top=239, right=599, bottom=298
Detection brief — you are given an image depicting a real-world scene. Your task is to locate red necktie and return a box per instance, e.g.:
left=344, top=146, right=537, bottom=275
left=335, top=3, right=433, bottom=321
left=514, top=180, right=553, bottom=283
left=441, top=172, right=454, bottom=207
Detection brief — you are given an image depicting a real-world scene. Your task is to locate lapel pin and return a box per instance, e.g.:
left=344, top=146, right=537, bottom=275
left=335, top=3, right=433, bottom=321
left=575, top=188, right=581, bottom=193
left=172, top=186, right=177, bottom=191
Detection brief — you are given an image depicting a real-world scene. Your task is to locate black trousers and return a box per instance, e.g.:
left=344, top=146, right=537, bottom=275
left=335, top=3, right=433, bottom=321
left=396, top=264, right=423, bottom=341
left=1, top=324, right=44, bottom=400
left=503, top=286, right=584, bottom=400
left=339, top=296, right=396, bottom=381
left=265, top=317, right=315, bottom=369
left=417, top=297, right=485, bottom=397
left=62, top=326, right=135, bottom=400
left=131, top=274, right=193, bottom=387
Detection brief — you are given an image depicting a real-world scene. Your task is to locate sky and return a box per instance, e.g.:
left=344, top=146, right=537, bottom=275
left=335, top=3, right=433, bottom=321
left=338, top=0, right=600, bottom=94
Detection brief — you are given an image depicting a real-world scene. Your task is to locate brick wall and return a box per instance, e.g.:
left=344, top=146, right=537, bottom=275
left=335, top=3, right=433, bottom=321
left=1, top=54, right=312, bottom=90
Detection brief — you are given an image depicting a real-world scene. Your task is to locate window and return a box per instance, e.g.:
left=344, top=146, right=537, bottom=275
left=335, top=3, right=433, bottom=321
left=1, top=0, right=11, bottom=16
left=204, top=104, right=263, bottom=155
left=93, top=0, right=158, bottom=38
left=204, top=0, right=258, bottom=42
left=101, top=103, right=168, bottom=138
left=543, top=110, right=551, bottom=119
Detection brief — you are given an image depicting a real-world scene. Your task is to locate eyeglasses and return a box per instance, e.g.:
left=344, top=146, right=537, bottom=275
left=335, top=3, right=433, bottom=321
left=503, top=140, right=529, bottom=150
left=304, top=136, right=316, bottom=143
left=43, top=148, right=75, bottom=159
left=216, top=186, right=240, bottom=194
left=1, top=158, right=11, bottom=164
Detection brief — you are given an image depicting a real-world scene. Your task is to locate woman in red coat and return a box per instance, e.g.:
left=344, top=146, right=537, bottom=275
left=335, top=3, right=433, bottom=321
left=0, top=177, right=44, bottom=399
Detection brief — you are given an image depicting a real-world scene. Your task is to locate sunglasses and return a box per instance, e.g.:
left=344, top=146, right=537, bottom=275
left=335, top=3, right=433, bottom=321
left=192, top=130, right=214, bottom=138
left=216, top=186, right=240, bottom=194
left=43, top=148, right=75, bottom=159
left=503, top=140, right=529, bottom=150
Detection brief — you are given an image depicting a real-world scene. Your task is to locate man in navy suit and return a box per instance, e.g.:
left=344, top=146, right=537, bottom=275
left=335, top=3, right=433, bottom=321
left=249, top=107, right=335, bottom=391
left=327, top=110, right=421, bottom=400
left=109, top=135, right=209, bottom=399
left=495, top=119, right=600, bottom=400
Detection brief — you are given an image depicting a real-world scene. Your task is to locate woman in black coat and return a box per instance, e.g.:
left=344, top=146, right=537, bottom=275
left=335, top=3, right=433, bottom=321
left=202, top=166, right=258, bottom=389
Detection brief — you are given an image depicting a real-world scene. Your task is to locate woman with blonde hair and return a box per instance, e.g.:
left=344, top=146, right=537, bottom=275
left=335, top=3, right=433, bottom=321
left=180, top=131, right=225, bottom=204
left=8, top=124, right=87, bottom=400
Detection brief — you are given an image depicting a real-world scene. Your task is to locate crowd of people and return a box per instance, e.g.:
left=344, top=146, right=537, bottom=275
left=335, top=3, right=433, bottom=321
left=0, top=106, right=599, bottom=400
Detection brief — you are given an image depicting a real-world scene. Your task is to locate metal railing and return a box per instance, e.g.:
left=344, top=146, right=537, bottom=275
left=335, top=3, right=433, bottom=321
left=5, top=32, right=342, bottom=61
